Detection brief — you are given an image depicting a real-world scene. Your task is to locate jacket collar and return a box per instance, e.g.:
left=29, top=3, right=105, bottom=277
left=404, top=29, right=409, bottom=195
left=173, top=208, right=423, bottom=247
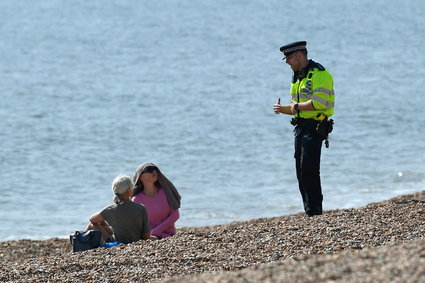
left=292, top=59, right=316, bottom=83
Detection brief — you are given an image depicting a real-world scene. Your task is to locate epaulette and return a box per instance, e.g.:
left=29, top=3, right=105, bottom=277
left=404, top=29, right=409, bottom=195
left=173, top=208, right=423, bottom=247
left=314, top=62, right=325, bottom=71
left=293, top=60, right=326, bottom=82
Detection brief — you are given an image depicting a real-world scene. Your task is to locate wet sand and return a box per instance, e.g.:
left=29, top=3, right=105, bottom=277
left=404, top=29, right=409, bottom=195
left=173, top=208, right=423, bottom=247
left=1, top=190, right=424, bottom=282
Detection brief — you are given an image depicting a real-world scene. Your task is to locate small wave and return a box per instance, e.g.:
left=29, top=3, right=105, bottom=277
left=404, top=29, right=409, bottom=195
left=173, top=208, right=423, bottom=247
left=394, top=171, right=425, bottom=183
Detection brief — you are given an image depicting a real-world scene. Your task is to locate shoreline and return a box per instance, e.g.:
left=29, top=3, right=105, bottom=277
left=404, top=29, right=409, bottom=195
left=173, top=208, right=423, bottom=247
left=1, top=190, right=424, bottom=282
left=2, top=190, right=421, bottom=244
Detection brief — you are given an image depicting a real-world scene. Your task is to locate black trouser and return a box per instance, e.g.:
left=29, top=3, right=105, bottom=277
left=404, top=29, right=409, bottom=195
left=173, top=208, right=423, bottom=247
left=294, top=123, right=324, bottom=216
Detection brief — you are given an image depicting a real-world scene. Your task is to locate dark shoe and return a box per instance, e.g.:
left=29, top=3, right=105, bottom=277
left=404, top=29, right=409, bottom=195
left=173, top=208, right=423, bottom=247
left=306, top=209, right=322, bottom=217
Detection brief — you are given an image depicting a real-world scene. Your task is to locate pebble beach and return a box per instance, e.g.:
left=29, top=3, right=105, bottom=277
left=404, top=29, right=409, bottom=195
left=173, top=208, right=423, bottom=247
left=1, top=190, right=424, bottom=282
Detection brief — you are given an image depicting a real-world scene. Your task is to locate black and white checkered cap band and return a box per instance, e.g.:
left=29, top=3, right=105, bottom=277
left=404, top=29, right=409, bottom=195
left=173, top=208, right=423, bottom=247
left=283, top=45, right=306, bottom=55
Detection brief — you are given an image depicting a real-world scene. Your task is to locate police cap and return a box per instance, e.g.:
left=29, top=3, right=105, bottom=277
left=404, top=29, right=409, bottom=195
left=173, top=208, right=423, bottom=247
left=279, top=41, right=307, bottom=59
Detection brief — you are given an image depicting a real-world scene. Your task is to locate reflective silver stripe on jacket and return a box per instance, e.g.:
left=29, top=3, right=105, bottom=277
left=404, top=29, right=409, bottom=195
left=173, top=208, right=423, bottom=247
left=312, top=95, right=335, bottom=108
left=313, top=88, right=335, bottom=96
left=292, top=89, right=335, bottom=108
left=292, top=93, right=311, bottom=100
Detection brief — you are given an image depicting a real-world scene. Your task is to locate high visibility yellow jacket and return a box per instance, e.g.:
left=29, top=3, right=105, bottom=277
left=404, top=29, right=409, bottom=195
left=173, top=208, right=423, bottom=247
left=290, top=60, right=335, bottom=120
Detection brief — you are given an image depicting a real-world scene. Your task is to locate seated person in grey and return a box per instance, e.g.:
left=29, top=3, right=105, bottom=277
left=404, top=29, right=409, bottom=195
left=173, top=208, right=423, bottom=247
left=85, top=174, right=155, bottom=244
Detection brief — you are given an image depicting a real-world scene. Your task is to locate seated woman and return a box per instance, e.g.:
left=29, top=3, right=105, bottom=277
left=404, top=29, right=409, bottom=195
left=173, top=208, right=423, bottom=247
left=132, top=162, right=181, bottom=239
left=86, top=174, right=154, bottom=244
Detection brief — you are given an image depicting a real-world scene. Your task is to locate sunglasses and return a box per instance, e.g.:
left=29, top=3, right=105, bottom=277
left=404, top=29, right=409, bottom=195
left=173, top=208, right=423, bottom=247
left=142, top=167, right=157, bottom=174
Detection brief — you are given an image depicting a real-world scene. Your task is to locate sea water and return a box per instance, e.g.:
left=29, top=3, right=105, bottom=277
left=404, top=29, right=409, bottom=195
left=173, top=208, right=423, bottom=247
left=0, top=0, right=424, bottom=241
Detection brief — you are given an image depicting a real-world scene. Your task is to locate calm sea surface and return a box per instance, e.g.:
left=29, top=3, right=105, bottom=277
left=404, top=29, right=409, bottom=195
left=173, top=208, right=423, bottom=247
left=1, top=0, right=424, bottom=241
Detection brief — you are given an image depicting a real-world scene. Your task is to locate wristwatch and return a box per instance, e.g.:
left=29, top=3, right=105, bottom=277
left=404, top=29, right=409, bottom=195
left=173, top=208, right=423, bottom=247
left=294, top=103, right=299, bottom=111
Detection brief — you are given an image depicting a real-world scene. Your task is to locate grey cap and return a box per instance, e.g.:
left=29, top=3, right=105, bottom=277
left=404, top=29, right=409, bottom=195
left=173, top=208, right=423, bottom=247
left=112, top=175, right=134, bottom=203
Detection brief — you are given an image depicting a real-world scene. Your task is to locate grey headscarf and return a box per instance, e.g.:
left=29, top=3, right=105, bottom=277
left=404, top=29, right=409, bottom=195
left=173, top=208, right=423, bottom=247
left=133, top=162, right=181, bottom=210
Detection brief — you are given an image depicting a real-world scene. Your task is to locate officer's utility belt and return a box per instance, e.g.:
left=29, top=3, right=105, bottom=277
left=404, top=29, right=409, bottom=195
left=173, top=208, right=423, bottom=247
left=290, top=118, right=319, bottom=129
left=291, top=116, right=334, bottom=148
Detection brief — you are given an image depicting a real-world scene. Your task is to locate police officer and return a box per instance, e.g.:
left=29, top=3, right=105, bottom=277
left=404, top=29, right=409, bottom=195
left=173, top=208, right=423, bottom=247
left=273, top=41, right=335, bottom=216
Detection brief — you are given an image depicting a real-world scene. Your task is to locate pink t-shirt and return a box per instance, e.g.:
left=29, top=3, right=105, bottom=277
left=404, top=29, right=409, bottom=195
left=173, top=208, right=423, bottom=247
left=132, top=187, right=179, bottom=238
